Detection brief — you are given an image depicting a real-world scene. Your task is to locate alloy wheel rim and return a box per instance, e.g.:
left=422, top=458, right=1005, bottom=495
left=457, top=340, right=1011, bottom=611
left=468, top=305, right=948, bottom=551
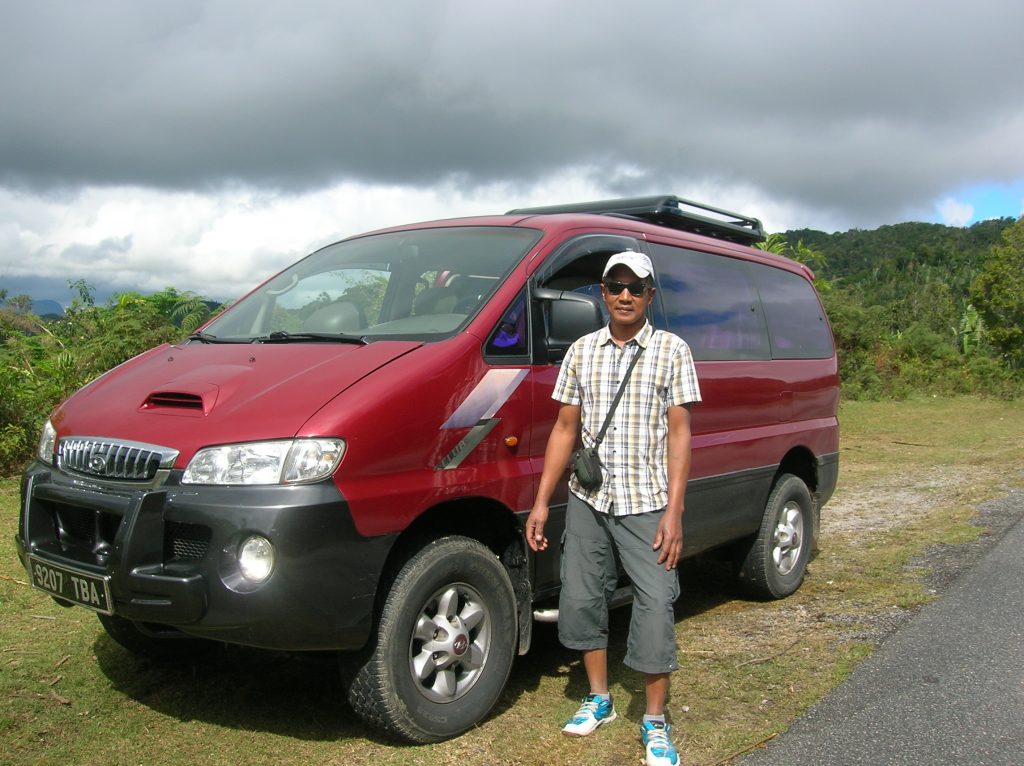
left=409, top=582, right=491, bottom=703
left=772, top=501, right=804, bottom=576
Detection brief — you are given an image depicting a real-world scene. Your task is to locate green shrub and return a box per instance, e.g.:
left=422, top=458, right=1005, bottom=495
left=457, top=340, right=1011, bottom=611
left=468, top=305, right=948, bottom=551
left=1, top=285, right=216, bottom=474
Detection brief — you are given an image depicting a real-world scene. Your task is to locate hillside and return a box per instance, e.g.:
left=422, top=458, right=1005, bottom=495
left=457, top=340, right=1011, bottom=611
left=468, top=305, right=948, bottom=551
left=781, top=216, right=1020, bottom=400
left=785, top=217, right=1014, bottom=305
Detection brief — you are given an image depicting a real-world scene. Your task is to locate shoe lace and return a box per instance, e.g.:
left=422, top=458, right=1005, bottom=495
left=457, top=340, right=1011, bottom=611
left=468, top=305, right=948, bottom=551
left=570, top=695, right=603, bottom=723
left=644, top=722, right=674, bottom=755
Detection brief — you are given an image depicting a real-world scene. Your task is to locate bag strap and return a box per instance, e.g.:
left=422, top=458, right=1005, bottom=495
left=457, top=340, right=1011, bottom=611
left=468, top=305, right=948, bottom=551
left=593, top=344, right=645, bottom=447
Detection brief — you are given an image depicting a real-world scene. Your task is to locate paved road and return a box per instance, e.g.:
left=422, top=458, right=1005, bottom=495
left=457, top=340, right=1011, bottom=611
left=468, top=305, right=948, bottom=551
left=740, top=489, right=1024, bottom=766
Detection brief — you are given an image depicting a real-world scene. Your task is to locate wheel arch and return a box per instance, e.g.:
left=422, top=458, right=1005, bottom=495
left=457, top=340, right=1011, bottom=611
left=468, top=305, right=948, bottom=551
left=776, top=445, right=819, bottom=491
left=376, top=497, right=533, bottom=655
left=776, top=446, right=822, bottom=551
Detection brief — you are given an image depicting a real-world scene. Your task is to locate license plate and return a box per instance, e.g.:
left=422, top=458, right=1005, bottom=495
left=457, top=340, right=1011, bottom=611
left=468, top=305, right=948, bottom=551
left=27, top=556, right=113, bottom=615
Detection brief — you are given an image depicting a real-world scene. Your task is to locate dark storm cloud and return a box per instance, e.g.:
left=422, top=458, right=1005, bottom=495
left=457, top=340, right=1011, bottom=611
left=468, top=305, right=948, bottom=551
left=2, top=0, right=1023, bottom=227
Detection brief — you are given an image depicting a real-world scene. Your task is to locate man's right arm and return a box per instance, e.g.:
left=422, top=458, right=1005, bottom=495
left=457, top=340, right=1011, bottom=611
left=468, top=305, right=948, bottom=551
left=525, top=403, right=580, bottom=552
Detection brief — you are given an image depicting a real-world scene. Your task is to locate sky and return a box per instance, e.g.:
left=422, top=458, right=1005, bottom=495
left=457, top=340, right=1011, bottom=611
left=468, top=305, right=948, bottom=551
left=1, top=0, right=1023, bottom=307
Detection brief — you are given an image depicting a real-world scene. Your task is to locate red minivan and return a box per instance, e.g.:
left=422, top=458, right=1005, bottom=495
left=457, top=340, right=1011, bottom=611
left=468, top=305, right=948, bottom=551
left=18, top=196, right=838, bottom=742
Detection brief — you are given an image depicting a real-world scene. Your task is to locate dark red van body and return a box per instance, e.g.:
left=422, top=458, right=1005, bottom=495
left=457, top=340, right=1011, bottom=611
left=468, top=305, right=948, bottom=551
left=17, top=197, right=838, bottom=742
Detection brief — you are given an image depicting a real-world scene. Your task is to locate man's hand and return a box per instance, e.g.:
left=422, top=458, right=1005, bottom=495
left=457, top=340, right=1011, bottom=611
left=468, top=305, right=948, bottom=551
left=652, top=511, right=684, bottom=570
left=657, top=403, right=691, bottom=571
left=525, top=505, right=550, bottom=552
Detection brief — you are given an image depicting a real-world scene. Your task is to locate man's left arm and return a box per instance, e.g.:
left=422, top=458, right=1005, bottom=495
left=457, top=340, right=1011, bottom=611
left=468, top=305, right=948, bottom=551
left=653, top=403, right=693, bottom=569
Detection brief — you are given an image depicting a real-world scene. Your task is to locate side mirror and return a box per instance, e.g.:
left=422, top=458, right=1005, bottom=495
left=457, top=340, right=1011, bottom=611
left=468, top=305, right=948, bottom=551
left=534, top=288, right=605, bottom=362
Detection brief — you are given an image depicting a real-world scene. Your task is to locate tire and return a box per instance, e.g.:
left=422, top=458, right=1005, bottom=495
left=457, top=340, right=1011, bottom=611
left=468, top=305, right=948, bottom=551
left=98, top=614, right=215, bottom=660
left=736, top=473, right=813, bottom=599
left=344, top=536, right=517, bottom=743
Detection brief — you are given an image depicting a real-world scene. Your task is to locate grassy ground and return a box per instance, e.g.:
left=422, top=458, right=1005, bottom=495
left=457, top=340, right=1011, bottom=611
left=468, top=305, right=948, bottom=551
left=2, top=397, right=1022, bottom=766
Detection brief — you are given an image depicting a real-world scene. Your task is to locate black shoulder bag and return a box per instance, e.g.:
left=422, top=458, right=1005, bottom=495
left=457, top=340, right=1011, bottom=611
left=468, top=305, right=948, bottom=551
left=571, top=346, right=645, bottom=491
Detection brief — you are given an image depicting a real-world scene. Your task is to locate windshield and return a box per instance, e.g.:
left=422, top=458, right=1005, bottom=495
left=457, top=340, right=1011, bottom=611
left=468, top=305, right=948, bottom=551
left=202, top=226, right=540, bottom=342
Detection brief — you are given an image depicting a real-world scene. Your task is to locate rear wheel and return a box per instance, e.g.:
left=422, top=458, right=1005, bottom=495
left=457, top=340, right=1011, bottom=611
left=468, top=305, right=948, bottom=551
left=344, top=536, right=517, bottom=743
left=736, top=473, right=813, bottom=599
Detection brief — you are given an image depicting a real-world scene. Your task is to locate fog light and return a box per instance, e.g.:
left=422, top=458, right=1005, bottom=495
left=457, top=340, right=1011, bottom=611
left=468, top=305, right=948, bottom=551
left=238, top=536, right=274, bottom=583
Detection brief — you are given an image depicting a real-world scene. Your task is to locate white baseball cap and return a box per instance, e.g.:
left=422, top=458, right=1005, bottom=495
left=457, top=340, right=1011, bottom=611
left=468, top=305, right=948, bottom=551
left=602, top=251, right=653, bottom=279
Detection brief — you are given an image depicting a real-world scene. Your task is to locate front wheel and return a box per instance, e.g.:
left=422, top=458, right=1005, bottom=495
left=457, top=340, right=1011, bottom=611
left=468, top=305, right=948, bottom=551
left=344, top=536, right=517, bottom=743
left=736, top=473, right=814, bottom=599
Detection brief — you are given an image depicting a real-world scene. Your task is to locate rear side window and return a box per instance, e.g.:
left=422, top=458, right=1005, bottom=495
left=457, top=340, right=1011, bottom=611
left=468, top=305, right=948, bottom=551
left=650, top=243, right=770, bottom=361
left=752, top=263, right=833, bottom=359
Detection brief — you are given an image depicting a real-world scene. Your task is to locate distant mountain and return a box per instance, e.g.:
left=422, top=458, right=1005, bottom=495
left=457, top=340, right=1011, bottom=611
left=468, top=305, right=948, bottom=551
left=0, top=274, right=114, bottom=311
left=31, top=299, right=65, bottom=317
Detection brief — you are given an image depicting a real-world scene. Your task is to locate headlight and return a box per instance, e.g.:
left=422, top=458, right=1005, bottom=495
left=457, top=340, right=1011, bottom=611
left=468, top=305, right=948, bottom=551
left=181, top=438, right=345, bottom=485
left=37, top=420, right=57, bottom=465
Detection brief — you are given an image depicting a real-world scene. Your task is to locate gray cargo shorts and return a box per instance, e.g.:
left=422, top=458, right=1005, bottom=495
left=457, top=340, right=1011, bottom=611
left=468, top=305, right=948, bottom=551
left=557, top=492, right=681, bottom=674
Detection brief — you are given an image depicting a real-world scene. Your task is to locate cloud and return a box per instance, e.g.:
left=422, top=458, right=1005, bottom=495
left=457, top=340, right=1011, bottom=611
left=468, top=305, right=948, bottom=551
left=0, top=171, right=621, bottom=302
left=4, top=2, right=1024, bottom=217
left=1, top=0, right=1024, bottom=300
left=938, top=198, right=975, bottom=227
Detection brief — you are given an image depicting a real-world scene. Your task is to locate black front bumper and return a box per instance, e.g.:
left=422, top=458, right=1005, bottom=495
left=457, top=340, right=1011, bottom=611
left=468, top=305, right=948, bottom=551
left=17, top=462, right=394, bottom=651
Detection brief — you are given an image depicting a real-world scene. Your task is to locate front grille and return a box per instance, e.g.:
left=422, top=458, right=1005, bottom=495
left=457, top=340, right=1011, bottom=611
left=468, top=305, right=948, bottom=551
left=164, top=521, right=212, bottom=561
left=54, top=505, right=120, bottom=550
left=57, top=437, right=178, bottom=482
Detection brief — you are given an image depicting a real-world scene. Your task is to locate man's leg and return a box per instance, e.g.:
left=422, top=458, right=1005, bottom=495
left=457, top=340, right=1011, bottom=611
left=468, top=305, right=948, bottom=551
left=611, top=510, right=680, bottom=677
left=583, top=648, right=609, bottom=694
left=611, top=511, right=682, bottom=765
left=558, top=493, right=617, bottom=663
left=559, top=494, right=618, bottom=736
left=644, top=672, right=669, bottom=715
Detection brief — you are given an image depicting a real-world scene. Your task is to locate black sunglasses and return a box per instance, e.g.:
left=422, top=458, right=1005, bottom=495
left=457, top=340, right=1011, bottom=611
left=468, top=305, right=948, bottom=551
left=603, top=279, right=648, bottom=297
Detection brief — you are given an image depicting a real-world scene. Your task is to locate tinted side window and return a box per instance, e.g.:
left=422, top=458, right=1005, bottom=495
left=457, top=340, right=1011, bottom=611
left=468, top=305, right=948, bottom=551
left=752, top=263, right=833, bottom=359
left=650, top=243, right=770, bottom=361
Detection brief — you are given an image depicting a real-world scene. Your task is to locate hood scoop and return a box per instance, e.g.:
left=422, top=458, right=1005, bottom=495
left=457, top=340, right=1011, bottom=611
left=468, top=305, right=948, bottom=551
left=140, top=387, right=216, bottom=416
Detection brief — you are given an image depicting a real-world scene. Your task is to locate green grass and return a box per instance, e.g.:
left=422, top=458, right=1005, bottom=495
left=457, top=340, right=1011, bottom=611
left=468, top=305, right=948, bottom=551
left=2, top=397, right=1022, bottom=766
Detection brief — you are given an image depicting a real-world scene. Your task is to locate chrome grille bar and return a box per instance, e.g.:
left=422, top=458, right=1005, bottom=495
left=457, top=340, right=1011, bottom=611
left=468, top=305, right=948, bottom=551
left=57, top=437, right=179, bottom=482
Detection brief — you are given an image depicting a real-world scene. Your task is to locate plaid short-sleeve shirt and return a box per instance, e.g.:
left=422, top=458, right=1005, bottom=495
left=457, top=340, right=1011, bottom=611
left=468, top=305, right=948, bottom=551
left=553, top=321, right=701, bottom=516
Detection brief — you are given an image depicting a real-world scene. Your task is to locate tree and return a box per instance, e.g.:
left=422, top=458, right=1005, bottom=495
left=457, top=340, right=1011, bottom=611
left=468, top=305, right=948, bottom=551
left=756, top=234, right=829, bottom=289
left=958, top=303, right=985, bottom=356
left=0, top=284, right=189, bottom=472
left=756, top=232, right=790, bottom=256
left=970, top=217, right=1024, bottom=368
left=146, top=287, right=219, bottom=333
left=893, top=279, right=957, bottom=341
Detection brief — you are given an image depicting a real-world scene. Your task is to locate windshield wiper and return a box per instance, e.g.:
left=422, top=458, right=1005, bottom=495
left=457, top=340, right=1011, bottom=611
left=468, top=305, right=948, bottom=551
left=186, top=331, right=249, bottom=344
left=254, top=331, right=368, bottom=345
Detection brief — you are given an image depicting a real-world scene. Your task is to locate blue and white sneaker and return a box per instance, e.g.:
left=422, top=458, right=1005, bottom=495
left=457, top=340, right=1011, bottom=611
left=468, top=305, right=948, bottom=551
left=561, top=693, right=617, bottom=736
left=640, top=719, right=679, bottom=766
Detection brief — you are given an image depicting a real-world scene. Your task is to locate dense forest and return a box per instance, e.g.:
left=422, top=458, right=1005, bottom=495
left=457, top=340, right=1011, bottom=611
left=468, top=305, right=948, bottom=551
left=1, top=216, right=1022, bottom=474
left=775, top=216, right=1022, bottom=401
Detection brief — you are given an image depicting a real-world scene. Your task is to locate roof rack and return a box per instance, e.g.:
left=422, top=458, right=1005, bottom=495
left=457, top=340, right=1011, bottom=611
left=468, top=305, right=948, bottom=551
left=506, top=195, right=765, bottom=245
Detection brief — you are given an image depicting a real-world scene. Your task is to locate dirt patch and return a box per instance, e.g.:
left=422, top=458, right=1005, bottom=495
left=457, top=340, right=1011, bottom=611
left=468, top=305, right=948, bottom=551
left=819, top=469, right=1024, bottom=644
left=676, top=470, right=1024, bottom=653
left=821, top=466, right=998, bottom=536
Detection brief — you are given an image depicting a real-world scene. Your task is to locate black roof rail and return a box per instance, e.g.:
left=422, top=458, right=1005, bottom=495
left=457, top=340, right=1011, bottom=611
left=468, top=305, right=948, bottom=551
left=506, top=195, right=766, bottom=245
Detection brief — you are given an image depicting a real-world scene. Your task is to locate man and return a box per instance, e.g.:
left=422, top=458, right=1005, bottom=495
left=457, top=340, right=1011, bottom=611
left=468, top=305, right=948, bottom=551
left=525, top=251, right=700, bottom=766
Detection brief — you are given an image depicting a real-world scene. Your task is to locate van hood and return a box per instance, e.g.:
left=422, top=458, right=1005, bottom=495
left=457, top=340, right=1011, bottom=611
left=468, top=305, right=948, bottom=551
left=51, top=340, right=422, bottom=466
